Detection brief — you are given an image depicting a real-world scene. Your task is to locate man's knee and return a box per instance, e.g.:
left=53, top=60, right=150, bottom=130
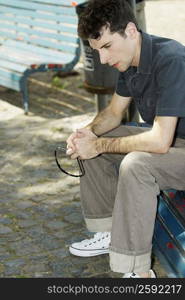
left=119, top=151, right=150, bottom=175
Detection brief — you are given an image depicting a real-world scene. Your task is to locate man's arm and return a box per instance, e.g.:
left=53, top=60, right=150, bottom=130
left=85, top=93, right=132, bottom=136
left=66, top=93, right=131, bottom=153
left=96, top=116, right=178, bottom=155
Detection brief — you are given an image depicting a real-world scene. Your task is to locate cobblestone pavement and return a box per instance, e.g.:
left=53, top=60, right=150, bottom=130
left=1, top=82, right=169, bottom=279
left=0, top=0, right=184, bottom=278
left=1, top=71, right=170, bottom=279
left=0, top=94, right=167, bottom=278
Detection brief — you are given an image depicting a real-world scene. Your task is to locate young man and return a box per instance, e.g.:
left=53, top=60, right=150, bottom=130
left=66, top=0, right=185, bottom=278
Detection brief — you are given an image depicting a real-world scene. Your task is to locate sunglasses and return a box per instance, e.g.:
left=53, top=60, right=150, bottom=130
left=55, top=146, right=85, bottom=177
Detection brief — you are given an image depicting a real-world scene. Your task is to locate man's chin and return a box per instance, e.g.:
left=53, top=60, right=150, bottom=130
left=118, top=65, right=130, bottom=72
left=112, top=63, right=128, bottom=72
left=117, top=66, right=125, bottom=72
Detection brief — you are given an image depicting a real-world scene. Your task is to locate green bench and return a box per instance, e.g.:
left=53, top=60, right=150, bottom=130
left=0, top=0, right=82, bottom=114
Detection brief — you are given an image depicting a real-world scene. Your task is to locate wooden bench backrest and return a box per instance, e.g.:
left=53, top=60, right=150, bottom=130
left=0, top=0, right=80, bottom=55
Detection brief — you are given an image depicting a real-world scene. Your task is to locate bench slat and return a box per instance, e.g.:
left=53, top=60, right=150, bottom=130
left=0, top=6, right=78, bottom=23
left=0, top=76, right=20, bottom=91
left=1, top=0, right=77, bottom=9
left=0, top=59, right=27, bottom=73
left=0, top=44, right=74, bottom=65
left=0, top=31, right=78, bottom=54
left=0, top=48, right=53, bottom=66
left=0, top=24, right=78, bottom=44
left=29, top=38, right=78, bottom=54
left=33, top=39, right=76, bottom=55
left=30, top=0, right=81, bottom=5
left=0, top=0, right=77, bottom=15
left=0, top=16, right=77, bottom=33
left=4, top=40, right=75, bottom=62
left=0, top=49, right=68, bottom=66
left=28, top=0, right=83, bottom=6
left=0, top=67, right=22, bottom=81
left=0, top=50, right=46, bottom=66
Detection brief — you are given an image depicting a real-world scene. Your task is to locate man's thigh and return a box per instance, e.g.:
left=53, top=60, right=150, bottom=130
left=128, top=138, right=185, bottom=191
left=102, top=125, right=185, bottom=190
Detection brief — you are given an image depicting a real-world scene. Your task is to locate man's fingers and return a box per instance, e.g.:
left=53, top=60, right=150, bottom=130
left=71, top=153, right=79, bottom=160
left=66, top=148, right=73, bottom=155
left=66, top=132, right=77, bottom=148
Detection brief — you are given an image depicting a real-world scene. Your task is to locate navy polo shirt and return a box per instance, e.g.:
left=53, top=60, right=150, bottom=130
left=116, top=32, right=185, bottom=138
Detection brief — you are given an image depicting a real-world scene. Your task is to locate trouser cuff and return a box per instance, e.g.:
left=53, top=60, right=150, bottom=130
left=85, top=217, right=112, bottom=232
left=110, top=249, right=151, bottom=273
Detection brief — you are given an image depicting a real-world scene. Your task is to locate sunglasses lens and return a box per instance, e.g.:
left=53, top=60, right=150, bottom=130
left=55, top=146, right=83, bottom=177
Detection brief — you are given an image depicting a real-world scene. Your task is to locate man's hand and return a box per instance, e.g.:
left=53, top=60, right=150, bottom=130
left=69, top=128, right=99, bottom=160
left=66, top=129, right=87, bottom=156
left=66, top=131, right=78, bottom=156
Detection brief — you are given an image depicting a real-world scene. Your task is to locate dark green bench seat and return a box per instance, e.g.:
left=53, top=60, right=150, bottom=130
left=0, top=0, right=82, bottom=113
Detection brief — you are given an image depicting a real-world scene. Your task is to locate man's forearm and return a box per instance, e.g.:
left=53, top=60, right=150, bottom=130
left=96, top=130, right=169, bottom=154
left=85, top=106, right=122, bottom=136
left=95, top=116, right=177, bottom=155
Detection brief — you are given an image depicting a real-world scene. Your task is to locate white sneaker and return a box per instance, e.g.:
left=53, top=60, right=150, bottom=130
left=69, top=232, right=110, bottom=257
left=123, top=269, right=156, bottom=278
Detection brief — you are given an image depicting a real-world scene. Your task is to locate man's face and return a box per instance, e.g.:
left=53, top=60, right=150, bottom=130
left=89, top=24, right=139, bottom=72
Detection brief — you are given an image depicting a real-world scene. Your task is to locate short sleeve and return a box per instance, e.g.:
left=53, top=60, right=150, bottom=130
left=115, top=72, right=131, bottom=97
left=156, top=56, right=185, bottom=117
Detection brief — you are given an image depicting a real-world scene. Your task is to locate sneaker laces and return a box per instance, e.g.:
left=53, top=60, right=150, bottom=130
left=80, top=232, right=110, bottom=247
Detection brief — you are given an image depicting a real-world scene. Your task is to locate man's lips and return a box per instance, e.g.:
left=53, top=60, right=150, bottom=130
left=112, top=63, right=119, bottom=68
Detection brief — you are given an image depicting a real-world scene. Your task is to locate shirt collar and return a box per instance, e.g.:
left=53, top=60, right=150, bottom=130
left=137, top=31, right=152, bottom=74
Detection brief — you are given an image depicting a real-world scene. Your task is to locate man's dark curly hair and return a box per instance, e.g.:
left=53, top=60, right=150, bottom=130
left=78, top=0, right=138, bottom=40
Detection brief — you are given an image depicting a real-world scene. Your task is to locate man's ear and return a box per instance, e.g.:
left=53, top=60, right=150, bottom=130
left=125, top=22, right=137, bottom=39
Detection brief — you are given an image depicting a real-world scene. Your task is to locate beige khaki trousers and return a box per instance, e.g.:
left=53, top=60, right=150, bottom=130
left=80, top=125, right=185, bottom=273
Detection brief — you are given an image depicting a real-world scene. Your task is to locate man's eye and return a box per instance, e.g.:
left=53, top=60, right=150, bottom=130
left=104, top=45, right=111, bottom=49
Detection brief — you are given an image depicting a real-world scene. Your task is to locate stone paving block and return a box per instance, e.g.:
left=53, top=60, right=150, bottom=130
left=12, top=211, right=33, bottom=220
left=63, top=212, right=84, bottom=225
left=45, top=220, right=67, bottom=230
left=4, top=259, right=26, bottom=269
left=0, top=232, right=24, bottom=242
left=48, top=261, right=74, bottom=278
left=9, top=239, right=43, bottom=256
left=0, top=217, right=13, bottom=225
left=0, top=225, right=13, bottom=234
left=0, top=254, right=12, bottom=261
left=17, top=220, right=38, bottom=228
left=27, top=254, right=49, bottom=264
left=50, top=249, right=69, bottom=259
left=52, top=230, right=73, bottom=240
left=16, top=201, right=35, bottom=209
left=25, top=226, right=46, bottom=239
left=22, top=263, right=49, bottom=275
left=37, top=236, right=62, bottom=251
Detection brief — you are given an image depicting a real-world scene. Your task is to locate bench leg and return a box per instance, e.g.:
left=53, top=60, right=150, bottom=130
left=21, top=78, right=29, bottom=114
